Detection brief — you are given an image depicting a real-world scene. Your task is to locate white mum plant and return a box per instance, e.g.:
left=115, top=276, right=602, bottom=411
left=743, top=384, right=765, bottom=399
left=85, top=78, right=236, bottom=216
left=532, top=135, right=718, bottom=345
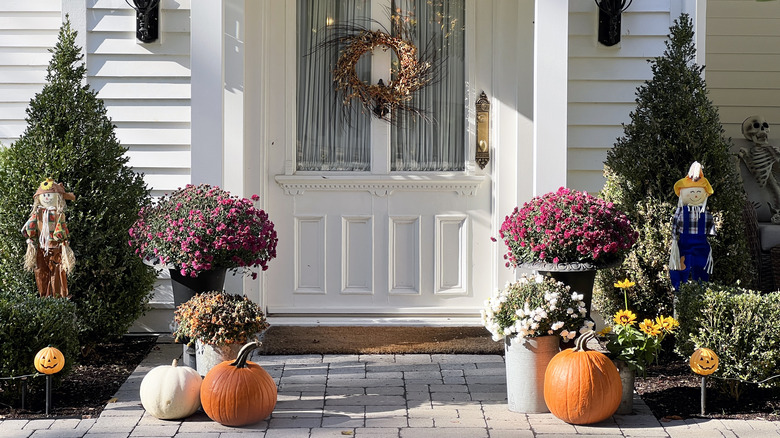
left=481, top=274, right=593, bottom=342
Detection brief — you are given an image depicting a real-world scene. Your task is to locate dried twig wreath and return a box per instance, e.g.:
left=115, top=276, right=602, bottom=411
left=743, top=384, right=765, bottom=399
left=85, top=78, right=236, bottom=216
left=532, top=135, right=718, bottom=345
left=315, top=19, right=443, bottom=124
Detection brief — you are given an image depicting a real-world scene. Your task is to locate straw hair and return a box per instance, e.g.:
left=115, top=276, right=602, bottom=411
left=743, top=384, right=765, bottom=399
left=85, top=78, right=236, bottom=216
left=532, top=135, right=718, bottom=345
left=61, top=243, right=75, bottom=274
left=24, top=240, right=36, bottom=271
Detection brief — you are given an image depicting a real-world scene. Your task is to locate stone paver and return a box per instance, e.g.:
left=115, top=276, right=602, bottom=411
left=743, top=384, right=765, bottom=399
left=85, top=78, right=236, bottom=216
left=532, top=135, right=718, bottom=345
left=1, top=341, right=778, bottom=437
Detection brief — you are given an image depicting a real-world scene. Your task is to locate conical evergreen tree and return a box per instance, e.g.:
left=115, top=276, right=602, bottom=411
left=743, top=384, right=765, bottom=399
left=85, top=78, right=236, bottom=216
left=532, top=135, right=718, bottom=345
left=595, top=14, right=754, bottom=319
left=0, top=18, right=156, bottom=345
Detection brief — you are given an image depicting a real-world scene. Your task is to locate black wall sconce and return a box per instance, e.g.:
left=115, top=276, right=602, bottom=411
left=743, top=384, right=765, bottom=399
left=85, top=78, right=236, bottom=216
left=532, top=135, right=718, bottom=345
left=595, top=0, right=632, bottom=46
left=126, top=0, right=160, bottom=43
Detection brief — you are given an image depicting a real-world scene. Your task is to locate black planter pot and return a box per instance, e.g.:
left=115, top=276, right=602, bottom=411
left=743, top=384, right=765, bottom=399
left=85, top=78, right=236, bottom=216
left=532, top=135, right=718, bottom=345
left=169, top=267, right=228, bottom=307
left=519, top=261, right=608, bottom=320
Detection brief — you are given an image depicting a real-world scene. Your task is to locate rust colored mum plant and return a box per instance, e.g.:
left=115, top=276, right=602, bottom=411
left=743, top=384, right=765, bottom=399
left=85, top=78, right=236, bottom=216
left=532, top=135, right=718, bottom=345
left=173, top=291, right=270, bottom=347
left=128, top=184, right=278, bottom=278
left=499, top=187, right=637, bottom=268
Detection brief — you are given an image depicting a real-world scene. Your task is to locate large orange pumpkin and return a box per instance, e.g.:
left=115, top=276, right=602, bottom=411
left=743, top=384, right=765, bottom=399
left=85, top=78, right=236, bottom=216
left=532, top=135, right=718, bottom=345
left=200, top=341, right=277, bottom=427
left=544, top=331, right=622, bottom=424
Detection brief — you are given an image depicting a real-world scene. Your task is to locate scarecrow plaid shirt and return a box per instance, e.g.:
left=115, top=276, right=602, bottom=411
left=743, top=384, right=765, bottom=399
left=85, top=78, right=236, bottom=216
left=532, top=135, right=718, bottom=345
left=22, top=208, right=70, bottom=243
left=671, top=205, right=715, bottom=237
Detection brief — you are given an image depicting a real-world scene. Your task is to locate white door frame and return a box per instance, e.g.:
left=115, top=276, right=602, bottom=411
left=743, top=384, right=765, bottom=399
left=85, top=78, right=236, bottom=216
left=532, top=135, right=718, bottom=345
left=189, top=0, right=572, bottom=321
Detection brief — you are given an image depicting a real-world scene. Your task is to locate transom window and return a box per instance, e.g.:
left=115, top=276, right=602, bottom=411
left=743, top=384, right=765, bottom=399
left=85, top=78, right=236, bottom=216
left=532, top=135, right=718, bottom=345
left=296, top=0, right=465, bottom=172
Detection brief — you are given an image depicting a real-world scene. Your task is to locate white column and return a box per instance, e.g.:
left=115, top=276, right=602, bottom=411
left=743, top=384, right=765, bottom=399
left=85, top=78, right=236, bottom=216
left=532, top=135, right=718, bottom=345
left=533, top=0, right=568, bottom=195
left=190, top=0, right=225, bottom=186
left=491, top=0, right=535, bottom=286
left=687, top=0, right=707, bottom=70
left=223, top=0, right=245, bottom=195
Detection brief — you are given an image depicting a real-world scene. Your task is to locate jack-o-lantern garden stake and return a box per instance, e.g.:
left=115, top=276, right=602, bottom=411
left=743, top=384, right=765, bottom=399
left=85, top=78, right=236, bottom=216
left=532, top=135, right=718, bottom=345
left=690, top=347, right=719, bottom=415
left=34, top=346, right=65, bottom=416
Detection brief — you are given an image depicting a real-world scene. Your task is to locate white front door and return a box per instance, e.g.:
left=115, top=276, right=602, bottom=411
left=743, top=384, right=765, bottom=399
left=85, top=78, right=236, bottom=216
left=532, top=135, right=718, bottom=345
left=260, top=0, right=498, bottom=320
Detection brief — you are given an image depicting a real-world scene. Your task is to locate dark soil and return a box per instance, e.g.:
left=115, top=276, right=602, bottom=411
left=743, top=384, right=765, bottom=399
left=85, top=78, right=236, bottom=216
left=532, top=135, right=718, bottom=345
left=635, top=355, right=780, bottom=421
left=1, top=333, right=778, bottom=422
left=0, top=335, right=157, bottom=419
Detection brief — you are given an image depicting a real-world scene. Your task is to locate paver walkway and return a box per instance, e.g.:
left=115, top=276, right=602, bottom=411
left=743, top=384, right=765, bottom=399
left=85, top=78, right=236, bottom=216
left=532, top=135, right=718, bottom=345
left=1, top=342, right=778, bottom=437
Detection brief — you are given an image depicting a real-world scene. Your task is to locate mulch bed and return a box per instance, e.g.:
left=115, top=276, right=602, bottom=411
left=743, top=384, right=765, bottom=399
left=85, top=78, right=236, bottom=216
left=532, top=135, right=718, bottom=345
left=0, top=335, right=157, bottom=419
left=636, top=356, right=780, bottom=421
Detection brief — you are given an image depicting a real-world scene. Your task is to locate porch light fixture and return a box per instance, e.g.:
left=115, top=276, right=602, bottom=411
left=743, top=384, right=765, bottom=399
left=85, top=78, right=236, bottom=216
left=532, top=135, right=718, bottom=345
left=126, top=0, right=160, bottom=43
left=595, top=0, right=632, bottom=47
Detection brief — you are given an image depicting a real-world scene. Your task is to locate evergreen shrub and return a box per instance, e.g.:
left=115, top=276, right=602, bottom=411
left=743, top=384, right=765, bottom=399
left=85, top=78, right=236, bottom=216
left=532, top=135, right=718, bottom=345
left=0, top=291, right=79, bottom=399
left=594, top=14, right=753, bottom=320
left=0, top=19, right=156, bottom=346
left=676, top=282, right=780, bottom=400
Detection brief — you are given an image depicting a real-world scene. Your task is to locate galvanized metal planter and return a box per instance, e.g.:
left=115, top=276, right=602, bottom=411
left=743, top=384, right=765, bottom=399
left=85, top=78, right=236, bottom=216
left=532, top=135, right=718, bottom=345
left=504, top=334, right=560, bottom=413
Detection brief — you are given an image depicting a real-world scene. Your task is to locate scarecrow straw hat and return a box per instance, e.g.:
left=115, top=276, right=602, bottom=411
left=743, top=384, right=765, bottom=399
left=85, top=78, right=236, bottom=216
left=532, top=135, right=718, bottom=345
left=34, top=178, right=75, bottom=201
left=673, top=162, right=713, bottom=197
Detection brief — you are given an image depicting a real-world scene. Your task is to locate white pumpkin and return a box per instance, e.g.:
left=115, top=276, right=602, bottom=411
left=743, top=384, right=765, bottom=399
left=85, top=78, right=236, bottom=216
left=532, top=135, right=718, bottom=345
left=140, top=358, right=202, bottom=419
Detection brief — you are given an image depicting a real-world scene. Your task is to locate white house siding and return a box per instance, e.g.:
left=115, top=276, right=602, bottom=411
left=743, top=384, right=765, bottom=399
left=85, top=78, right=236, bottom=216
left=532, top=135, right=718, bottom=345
left=567, top=1, right=675, bottom=193
left=85, top=0, right=192, bottom=332
left=0, top=1, right=61, bottom=146
left=706, top=0, right=780, bottom=142
left=87, top=0, right=191, bottom=197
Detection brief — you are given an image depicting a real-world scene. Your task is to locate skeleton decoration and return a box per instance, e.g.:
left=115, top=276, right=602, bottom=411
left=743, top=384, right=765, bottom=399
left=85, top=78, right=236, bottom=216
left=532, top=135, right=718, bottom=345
left=770, top=203, right=780, bottom=224
left=738, top=115, right=780, bottom=220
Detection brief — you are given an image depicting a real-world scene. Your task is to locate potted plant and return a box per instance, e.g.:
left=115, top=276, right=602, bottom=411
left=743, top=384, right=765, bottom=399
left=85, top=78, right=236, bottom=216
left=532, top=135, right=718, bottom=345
left=599, top=279, right=678, bottom=414
left=481, top=274, right=593, bottom=413
left=498, top=187, right=638, bottom=315
left=129, top=184, right=278, bottom=279
left=173, top=291, right=270, bottom=376
left=128, top=184, right=278, bottom=301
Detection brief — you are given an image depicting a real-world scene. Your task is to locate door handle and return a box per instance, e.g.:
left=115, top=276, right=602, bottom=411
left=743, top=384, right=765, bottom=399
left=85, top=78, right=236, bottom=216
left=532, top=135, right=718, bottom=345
left=476, top=91, right=490, bottom=169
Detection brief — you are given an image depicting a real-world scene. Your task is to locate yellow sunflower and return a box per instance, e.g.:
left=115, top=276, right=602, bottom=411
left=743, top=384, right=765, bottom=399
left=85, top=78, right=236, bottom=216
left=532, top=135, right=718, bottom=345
left=639, top=319, right=662, bottom=336
left=613, top=309, right=637, bottom=326
left=656, top=316, right=679, bottom=332
left=39, top=178, right=55, bottom=191
left=613, top=279, right=635, bottom=289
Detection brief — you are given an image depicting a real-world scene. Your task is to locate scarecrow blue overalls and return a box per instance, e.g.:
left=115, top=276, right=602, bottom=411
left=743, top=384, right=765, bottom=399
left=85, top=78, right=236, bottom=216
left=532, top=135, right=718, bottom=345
left=669, top=161, right=715, bottom=291
left=669, top=205, right=714, bottom=290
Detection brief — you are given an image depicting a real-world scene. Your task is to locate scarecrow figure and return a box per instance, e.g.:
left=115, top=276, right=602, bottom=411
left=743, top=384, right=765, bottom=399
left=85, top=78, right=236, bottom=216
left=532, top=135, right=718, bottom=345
left=669, top=162, right=715, bottom=291
left=21, top=178, right=76, bottom=298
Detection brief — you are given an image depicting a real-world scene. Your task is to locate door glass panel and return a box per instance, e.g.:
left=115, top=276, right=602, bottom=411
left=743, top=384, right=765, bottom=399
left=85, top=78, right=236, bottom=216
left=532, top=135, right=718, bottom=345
left=297, top=0, right=371, bottom=171
left=296, top=0, right=465, bottom=172
left=391, top=0, right=465, bottom=171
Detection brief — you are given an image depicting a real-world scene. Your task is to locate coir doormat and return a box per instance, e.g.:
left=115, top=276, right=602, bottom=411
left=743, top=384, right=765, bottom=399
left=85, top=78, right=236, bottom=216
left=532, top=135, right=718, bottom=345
left=257, top=325, right=503, bottom=355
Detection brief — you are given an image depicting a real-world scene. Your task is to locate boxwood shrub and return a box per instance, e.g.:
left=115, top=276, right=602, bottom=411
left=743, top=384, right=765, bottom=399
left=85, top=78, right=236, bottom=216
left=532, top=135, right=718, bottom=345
left=676, top=282, right=780, bottom=399
left=0, top=291, right=79, bottom=401
left=0, top=18, right=156, bottom=348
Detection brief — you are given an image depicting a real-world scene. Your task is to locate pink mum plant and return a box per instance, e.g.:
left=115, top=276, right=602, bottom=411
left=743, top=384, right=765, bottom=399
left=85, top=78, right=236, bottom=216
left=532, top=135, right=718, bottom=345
left=499, top=187, right=637, bottom=268
left=128, top=184, right=277, bottom=278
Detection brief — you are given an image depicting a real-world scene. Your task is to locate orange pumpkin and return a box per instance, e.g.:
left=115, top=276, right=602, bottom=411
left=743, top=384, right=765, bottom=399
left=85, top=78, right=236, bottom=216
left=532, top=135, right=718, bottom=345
left=200, top=341, right=277, bottom=426
left=34, top=346, right=65, bottom=375
left=544, top=331, right=622, bottom=424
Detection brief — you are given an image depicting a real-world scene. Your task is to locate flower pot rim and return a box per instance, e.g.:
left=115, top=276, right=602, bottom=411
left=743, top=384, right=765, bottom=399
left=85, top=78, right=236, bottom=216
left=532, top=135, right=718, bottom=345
left=519, top=259, right=621, bottom=272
